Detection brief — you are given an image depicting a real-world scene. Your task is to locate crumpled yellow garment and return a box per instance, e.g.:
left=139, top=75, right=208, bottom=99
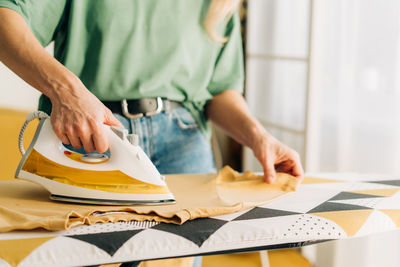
left=0, top=166, right=300, bottom=233
left=216, top=166, right=301, bottom=205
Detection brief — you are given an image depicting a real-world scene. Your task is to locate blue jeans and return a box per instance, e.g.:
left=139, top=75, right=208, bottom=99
left=114, top=106, right=215, bottom=174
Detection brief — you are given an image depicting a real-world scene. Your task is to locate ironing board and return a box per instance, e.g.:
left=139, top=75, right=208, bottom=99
left=1, top=173, right=400, bottom=267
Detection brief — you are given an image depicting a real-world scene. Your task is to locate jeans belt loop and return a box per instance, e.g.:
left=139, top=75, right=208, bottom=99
left=121, top=97, right=163, bottom=119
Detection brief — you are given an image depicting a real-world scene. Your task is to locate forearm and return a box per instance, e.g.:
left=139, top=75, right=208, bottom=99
left=206, top=89, right=270, bottom=149
left=0, top=7, right=79, bottom=102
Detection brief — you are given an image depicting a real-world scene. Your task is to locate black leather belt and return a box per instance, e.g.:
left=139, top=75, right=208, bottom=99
left=102, top=97, right=181, bottom=119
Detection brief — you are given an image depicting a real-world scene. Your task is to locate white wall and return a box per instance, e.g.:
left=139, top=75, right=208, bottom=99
left=0, top=62, right=40, bottom=111
left=0, top=44, right=53, bottom=111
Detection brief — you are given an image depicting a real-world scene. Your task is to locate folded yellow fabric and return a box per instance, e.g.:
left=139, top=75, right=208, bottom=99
left=0, top=166, right=300, bottom=233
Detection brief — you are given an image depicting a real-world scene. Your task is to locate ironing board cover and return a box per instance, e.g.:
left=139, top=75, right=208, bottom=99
left=1, top=173, right=400, bottom=267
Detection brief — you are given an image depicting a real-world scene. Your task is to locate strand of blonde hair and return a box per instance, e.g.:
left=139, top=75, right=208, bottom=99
left=204, top=0, right=242, bottom=43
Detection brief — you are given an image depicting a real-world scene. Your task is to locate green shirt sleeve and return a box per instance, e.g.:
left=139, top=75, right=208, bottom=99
left=207, top=12, right=245, bottom=96
left=0, top=0, right=67, bottom=46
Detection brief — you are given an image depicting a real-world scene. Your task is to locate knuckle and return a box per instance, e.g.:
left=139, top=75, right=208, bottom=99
left=64, top=125, right=74, bottom=135
left=87, top=116, right=102, bottom=129
left=52, top=122, right=63, bottom=133
left=87, top=117, right=98, bottom=127
left=74, top=123, right=89, bottom=136
left=105, top=108, right=113, bottom=117
left=76, top=128, right=85, bottom=137
left=72, top=121, right=82, bottom=130
left=52, top=119, right=61, bottom=128
left=53, top=127, right=63, bottom=137
left=292, top=151, right=301, bottom=160
left=91, top=124, right=102, bottom=135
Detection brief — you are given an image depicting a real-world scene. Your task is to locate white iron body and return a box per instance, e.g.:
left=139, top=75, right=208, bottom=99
left=15, top=113, right=176, bottom=205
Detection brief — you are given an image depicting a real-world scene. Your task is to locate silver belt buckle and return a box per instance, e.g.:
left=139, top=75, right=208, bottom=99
left=121, top=97, right=163, bottom=119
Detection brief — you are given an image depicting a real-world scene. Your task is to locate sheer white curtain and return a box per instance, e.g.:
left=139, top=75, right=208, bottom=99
left=245, top=0, right=400, bottom=175
left=245, top=0, right=400, bottom=266
left=311, top=0, right=400, bottom=175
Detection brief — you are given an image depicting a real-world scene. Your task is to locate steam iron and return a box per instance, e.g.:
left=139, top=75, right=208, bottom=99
left=15, top=111, right=176, bottom=205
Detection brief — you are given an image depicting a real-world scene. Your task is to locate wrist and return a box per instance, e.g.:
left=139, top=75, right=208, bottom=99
left=247, top=120, right=267, bottom=148
left=44, top=71, right=82, bottom=104
left=248, top=121, right=274, bottom=150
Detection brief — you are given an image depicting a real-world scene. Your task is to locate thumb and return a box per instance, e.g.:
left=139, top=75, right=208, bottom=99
left=263, top=158, right=276, bottom=184
left=104, top=110, right=124, bottom=127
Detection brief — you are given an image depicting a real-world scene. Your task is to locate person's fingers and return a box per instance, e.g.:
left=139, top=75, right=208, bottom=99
left=51, top=120, right=70, bottom=145
left=275, top=162, right=291, bottom=173
left=275, top=154, right=304, bottom=181
left=285, top=151, right=304, bottom=178
left=54, top=128, right=71, bottom=145
left=292, top=157, right=304, bottom=180
left=74, top=122, right=96, bottom=153
left=60, top=134, right=71, bottom=145
left=104, top=109, right=124, bottom=127
left=79, top=133, right=95, bottom=153
left=79, top=136, right=95, bottom=153
left=263, top=157, right=277, bottom=184
left=65, top=125, right=82, bottom=149
left=276, top=160, right=304, bottom=178
left=91, top=123, right=109, bottom=153
left=67, top=133, right=82, bottom=149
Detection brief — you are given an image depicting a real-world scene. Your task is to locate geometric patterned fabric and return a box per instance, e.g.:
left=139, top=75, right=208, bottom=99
left=1, top=175, right=400, bottom=267
left=69, top=230, right=143, bottom=256
left=233, top=207, right=301, bottom=221
left=151, top=218, right=228, bottom=247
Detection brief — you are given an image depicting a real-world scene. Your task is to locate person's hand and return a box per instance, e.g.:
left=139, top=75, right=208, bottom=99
left=250, top=130, right=304, bottom=183
left=49, top=78, right=123, bottom=153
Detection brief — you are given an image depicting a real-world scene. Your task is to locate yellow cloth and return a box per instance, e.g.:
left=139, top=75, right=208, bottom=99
left=216, top=166, right=300, bottom=205
left=0, top=166, right=300, bottom=233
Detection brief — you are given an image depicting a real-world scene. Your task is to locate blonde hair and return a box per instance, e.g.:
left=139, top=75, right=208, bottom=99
left=204, top=0, right=242, bottom=43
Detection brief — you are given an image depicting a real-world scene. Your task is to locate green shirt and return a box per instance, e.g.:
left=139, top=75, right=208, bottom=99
left=0, top=0, right=244, bottom=137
